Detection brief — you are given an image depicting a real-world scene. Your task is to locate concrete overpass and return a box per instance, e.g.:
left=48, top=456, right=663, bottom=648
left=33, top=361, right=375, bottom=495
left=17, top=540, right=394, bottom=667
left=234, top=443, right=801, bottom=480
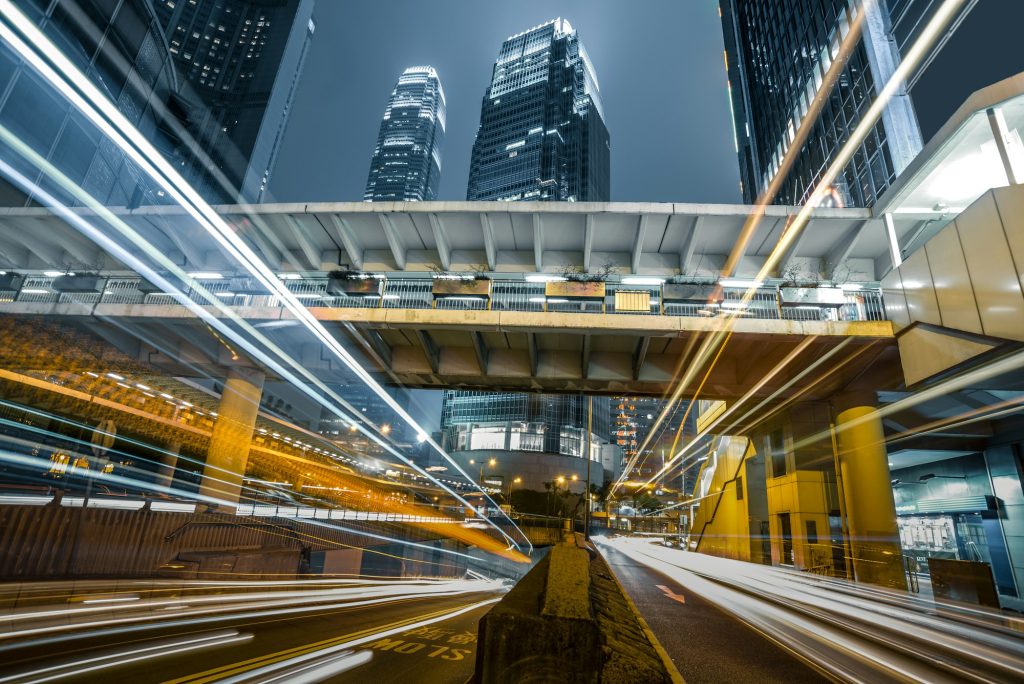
left=0, top=199, right=910, bottom=281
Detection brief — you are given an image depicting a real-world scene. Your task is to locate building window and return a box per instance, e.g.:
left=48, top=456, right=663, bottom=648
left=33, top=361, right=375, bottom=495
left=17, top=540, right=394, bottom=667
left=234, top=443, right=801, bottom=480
left=769, top=428, right=787, bottom=478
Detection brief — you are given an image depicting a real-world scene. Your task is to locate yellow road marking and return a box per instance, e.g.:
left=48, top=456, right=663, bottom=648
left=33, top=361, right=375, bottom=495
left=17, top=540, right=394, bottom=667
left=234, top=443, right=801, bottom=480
left=162, top=602, right=481, bottom=684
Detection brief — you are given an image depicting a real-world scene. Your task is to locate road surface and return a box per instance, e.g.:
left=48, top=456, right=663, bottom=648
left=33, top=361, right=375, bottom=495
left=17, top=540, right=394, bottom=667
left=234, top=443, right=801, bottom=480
left=597, top=536, right=1024, bottom=683
left=598, top=539, right=825, bottom=683
left=0, top=578, right=501, bottom=683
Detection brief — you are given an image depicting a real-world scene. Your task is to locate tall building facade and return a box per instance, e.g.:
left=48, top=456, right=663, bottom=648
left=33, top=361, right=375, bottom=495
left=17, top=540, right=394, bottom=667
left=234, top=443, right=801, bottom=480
left=152, top=0, right=315, bottom=202
left=614, top=397, right=700, bottom=495
left=466, top=18, right=609, bottom=202
left=441, top=391, right=612, bottom=460
left=720, top=0, right=974, bottom=208
left=0, top=0, right=182, bottom=208
left=364, top=66, right=445, bottom=202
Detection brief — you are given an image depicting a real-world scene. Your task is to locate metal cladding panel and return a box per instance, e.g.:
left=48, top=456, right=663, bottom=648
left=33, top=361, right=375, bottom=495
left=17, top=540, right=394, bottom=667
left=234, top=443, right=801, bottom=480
left=955, top=192, right=1024, bottom=341
left=992, top=185, right=1024, bottom=294
left=924, top=222, right=982, bottom=335
left=880, top=269, right=910, bottom=330
left=898, top=248, right=942, bottom=327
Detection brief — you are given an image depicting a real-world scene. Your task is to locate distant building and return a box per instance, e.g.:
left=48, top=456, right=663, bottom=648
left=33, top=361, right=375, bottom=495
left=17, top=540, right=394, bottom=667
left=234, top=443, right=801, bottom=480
left=364, top=66, right=446, bottom=202
left=719, top=0, right=976, bottom=208
left=153, top=0, right=315, bottom=202
left=467, top=18, right=609, bottom=202
left=614, top=397, right=700, bottom=495
left=440, top=391, right=617, bottom=490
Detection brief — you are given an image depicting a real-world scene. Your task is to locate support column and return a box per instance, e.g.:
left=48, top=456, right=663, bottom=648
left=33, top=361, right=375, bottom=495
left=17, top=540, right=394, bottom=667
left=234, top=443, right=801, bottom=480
left=834, top=404, right=907, bottom=590
left=198, top=367, right=265, bottom=507
left=156, top=440, right=181, bottom=490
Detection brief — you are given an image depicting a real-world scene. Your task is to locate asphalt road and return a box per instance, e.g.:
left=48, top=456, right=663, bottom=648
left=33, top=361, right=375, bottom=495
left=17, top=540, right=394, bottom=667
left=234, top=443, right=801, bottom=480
left=598, top=537, right=1024, bottom=683
left=598, top=541, right=827, bottom=684
left=0, top=583, right=499, bottom=683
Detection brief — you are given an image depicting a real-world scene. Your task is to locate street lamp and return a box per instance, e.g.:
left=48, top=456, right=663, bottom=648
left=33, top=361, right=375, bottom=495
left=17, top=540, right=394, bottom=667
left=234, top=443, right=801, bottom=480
left=507, top=476, right=522, bottom=508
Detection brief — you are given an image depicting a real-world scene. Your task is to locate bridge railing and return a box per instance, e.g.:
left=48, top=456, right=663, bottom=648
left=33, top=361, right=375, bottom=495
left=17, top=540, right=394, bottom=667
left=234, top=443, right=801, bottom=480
left=0, top=275, right=887, bottom=323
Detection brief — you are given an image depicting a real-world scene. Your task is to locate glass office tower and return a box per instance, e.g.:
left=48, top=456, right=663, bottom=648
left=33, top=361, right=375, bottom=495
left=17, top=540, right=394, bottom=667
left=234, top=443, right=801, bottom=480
left=152, top=0, right=315, bottom=202
left=720, top=0, right=972, bottom=208
left=364, top=66, right=446, bottom=202
left=441, top=391, right=612, bottom=459
left=0, top=0, right=181, bottom=208
left=467, top=18, right=609, bottom=202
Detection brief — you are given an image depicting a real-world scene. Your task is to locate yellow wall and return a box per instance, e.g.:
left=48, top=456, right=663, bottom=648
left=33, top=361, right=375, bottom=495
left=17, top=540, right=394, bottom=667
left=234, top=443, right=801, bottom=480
left=766, top=470, right=833, bottom=570
left=690, top=436, right=754, bottom=562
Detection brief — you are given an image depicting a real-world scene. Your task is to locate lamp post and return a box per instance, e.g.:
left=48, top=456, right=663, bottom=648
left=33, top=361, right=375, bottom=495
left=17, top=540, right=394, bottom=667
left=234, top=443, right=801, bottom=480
left=584, top=395, right=593, bottom=540
left=507, top=476, right=521, bottom=509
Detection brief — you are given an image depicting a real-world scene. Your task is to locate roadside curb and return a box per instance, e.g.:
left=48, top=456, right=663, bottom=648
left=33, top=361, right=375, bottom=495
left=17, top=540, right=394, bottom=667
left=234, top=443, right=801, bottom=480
left=592, top=539, right=686, bottom=684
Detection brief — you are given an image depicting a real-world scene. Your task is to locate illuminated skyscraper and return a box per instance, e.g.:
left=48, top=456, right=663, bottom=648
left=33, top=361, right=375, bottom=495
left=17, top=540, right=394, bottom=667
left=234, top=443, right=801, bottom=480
left=467, top=18, right=609, bottom=202
left=719, top=0, right=976, bottom=208
left=364, top=66, right=446, bottom=202
left=153, top=0, right=315, bottom=202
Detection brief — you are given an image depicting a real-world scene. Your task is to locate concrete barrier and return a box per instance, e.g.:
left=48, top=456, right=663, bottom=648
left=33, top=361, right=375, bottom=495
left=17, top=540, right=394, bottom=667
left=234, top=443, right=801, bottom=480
left=474, top=534, right=681, bottom=683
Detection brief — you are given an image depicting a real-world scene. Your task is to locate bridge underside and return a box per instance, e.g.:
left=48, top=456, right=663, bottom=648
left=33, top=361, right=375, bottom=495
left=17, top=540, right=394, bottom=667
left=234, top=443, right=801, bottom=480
left=1, top=303, right=896, bottom=401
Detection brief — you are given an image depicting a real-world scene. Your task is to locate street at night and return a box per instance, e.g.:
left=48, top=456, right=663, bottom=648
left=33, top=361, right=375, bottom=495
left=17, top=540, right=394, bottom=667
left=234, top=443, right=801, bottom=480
left=3, top=0, right=1024, bottom=682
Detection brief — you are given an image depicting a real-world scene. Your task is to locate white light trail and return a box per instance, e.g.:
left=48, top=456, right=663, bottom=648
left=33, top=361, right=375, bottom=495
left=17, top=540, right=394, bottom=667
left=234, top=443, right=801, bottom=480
left=0, top=0, right=528, bottom=552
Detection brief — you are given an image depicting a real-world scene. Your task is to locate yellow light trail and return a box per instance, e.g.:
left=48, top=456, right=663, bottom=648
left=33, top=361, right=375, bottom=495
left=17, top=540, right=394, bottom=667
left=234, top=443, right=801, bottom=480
left=615, top=0, right=970, bottom=495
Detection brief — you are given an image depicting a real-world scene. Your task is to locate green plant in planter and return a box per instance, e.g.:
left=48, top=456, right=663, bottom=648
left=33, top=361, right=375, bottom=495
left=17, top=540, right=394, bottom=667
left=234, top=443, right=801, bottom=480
left=559, top=261, right=615, bottom=283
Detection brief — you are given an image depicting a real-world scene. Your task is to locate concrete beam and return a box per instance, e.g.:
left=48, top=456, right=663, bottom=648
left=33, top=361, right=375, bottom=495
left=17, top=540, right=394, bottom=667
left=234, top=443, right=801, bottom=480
left=428, top=212, right=451, bottom=270
left=353, top=325, right=393, bottom=370
left=283, top=215, right=323, bottom=270
left=325, top=214, right=364, bottom=271
left=379, top=214, right=406, bottom=270
left=826, top=219, right=871, bottom=277
left=776, top=216, right=810, bottom=277
left=471, top=331, right=489, bottom=374
left=533, top=213, right=544, bottom=272
left=582, top=334, right=591, bottom=379
left=417, top=330, right=439, bottom=373
left=528, top=332, right=538, bottom=376
left=633, top=336, right=650, bottom=381
left=679, top=216, right=704, bottom=275
left=481, top=213, right=497, bottom=271
left=583, top=214, right=594, bottom=272
left=0, top=233, right=29, bottom=269
left=632, top=216, right=648, bottom=274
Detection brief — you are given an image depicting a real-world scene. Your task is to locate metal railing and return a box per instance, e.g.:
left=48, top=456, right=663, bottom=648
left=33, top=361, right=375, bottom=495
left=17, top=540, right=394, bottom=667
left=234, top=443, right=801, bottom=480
left=0, top=274, right=888, bottom=323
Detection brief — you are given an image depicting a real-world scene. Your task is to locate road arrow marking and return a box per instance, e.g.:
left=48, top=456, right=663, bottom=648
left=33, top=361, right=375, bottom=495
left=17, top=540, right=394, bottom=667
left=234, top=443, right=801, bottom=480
left=656, top=584, right=686, bottom=604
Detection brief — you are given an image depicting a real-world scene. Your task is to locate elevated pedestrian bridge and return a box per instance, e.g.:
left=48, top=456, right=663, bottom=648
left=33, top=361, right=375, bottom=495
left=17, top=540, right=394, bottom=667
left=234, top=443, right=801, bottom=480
left=1, top=271, right=892, bottom=398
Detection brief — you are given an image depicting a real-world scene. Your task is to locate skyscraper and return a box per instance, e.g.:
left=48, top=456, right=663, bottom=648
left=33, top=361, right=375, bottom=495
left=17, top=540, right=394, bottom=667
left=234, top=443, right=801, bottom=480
left=0, top=0, right=181, bottom=208
left=364, top=66, right=446, bottom=202
left=720, top=0, right=975, bottom=208
left=467, top=18, right=609, bottom=202
left=152, top=0, right=315, bottom=203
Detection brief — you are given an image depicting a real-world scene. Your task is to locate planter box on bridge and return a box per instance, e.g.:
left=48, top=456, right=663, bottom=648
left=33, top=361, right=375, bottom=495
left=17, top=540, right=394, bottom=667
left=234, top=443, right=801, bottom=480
left=327, top=274, right=383, bottom=297
left=662, top=282, right=721, bottom=305
left=51, top=275, right=104, bottom=293
left=431, top=278, right=492, bottom=301
left=544, top=280, right=605, bottom=301
left=0, top=273, right=24, bottom=292
left=779, top=286, right=845, bottom=308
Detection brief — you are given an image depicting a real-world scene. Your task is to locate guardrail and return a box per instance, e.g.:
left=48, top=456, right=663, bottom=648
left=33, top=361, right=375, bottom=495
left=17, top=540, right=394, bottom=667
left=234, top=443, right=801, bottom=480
left=0, top=274, right=887, bottom=323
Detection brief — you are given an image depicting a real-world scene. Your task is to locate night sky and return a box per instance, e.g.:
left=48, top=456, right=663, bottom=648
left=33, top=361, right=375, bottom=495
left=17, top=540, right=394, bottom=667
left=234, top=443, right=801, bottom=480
left=270, top=0, right=742, bottom=204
